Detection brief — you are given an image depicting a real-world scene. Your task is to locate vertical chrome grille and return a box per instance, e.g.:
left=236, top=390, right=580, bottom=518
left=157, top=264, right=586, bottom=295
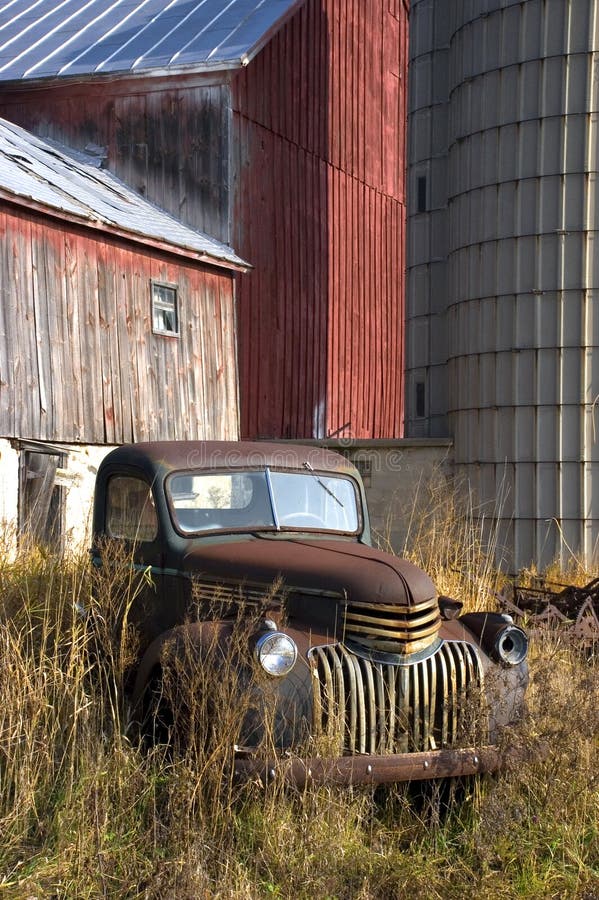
left=309, top=641, right=486, bottom=755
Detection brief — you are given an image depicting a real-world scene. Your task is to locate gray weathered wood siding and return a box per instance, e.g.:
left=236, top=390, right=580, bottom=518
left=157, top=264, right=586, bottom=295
left=0, top=203, right=239, bottom=443
left=0, top=77, right=231, bottom=243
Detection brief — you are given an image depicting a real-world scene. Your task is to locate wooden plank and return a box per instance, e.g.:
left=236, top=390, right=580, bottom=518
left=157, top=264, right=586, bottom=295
left=160, top=260, right=181, bottom=439
left=380, top=194, right=391, bottom=436
left=328, top=165, right=341, bottom=436
left=141, top=261, right=158, bottom=441
left=0, top=209, right=17, bottom=437
left=118, top=252, right=138, bottom=442
left=283, top=139, right=298, bottom=437
left=17, top=215, right=39, bottom=438
left=326, top=164, right=336, bottom=437
left=48, top=222, right=72, bottom=440
left=397, top=200, right=405, bottom=435
left=107, top=237, right=125, bottom=443
left=198, top=273, right=213, bottom=438
left=79, top=234, right=105, bottom=442
left=127, top=260, right=150, bottom=442
left=299, top=144, right=310, bottom=437
left=364, top=184, right=373, bottom=435
left=316, top=157, right=328, bottom=438
left=31, top=220, right=51, bottom=440
left=96, top=238, right=120, bottom=444
left=185, top=271, right=204, bottom=440
left=183, top=273, right=197, bottom=440
left=200, top=277, right=214, bottom=438
left=298, top=2, right=308, bottom=153
left=287, top=143, right=299, bottom=436
left=62, top=232, right=86, bottom=441
left=211, top=276, right=229, bottom=439
left=329, top=0, right=340, bottom=168
left=355, top=0, right=363, bottom=181
left=353, top=175, right=363, bottom=437
left=221, top=275, right=239, bottom=439
left=269, top=130, right=285, bottom=437
left=383, top=11, right=401, bottom=197
left=309, top=152, right=321, bottom=437
left=375, top=189, right=383, bottom=436
left=111, top=245, right=133, bottom=443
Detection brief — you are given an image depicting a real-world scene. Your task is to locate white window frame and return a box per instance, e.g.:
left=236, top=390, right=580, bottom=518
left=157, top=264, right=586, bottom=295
left=151, top=280, right=179, bottom=336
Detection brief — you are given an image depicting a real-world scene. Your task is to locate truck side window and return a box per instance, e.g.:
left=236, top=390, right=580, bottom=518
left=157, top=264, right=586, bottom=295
left=106, top=476, right=158, bottom=542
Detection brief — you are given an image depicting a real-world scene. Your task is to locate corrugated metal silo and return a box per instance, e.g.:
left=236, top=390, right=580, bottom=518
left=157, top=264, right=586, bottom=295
left=407, top=0, right=599, bottom=568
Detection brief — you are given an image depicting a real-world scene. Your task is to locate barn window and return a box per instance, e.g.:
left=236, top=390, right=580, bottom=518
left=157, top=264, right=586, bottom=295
left=152, top=281, right=179, bottom=335
left=18, top=446, right=67, bottom=551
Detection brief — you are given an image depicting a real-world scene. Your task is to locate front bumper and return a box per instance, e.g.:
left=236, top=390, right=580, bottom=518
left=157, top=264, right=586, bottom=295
left=233, top=744, right=510, bottom=787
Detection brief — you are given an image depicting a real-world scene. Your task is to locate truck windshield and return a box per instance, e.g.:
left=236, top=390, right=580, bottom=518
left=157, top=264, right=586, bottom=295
left=166, top=469, right=360, bottom=535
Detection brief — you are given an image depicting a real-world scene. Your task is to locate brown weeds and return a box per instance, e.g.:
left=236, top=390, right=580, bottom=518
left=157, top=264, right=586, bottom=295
left=375, top=470, right=508, bottom=613
left=0, top=536, right=596, bottom=898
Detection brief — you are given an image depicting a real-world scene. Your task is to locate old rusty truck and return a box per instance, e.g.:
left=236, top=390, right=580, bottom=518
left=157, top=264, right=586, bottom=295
left=91, top=441, right=528, bottom=786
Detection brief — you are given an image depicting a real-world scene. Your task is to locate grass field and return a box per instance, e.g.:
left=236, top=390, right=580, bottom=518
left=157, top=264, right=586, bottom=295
left=0, top=526, right=597, bottom=899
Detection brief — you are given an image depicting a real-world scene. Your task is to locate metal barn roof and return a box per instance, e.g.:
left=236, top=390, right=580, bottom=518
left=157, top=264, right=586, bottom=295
left=0, top=117, right=248, bottom=269
left=0, top=0, right=303, bottom=82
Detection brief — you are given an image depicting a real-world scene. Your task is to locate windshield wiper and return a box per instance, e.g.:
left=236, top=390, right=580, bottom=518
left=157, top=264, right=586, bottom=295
left=302, top=461, right=344, bottom=507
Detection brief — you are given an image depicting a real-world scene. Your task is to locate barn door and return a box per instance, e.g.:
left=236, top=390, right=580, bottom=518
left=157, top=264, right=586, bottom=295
left=18, top=447, right=66, bottom=551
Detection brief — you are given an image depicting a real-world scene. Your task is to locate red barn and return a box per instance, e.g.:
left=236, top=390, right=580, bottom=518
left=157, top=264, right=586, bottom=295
left=0, top=118, right=247, bottom=547
left=0, top=0, right=409, bottom=441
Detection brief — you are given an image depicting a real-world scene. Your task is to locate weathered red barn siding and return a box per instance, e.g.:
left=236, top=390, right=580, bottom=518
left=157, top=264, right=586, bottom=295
left=0, top=0, right=409, bottom=442
left=0, top=202, right=239, bottom=443
left=0, top=77, right=232, bottom=243
left=232, top=0, right=408, bottom=439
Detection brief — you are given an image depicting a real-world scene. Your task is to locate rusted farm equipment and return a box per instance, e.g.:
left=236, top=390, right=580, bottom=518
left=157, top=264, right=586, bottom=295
left=501, top=577, right=599, bottom=649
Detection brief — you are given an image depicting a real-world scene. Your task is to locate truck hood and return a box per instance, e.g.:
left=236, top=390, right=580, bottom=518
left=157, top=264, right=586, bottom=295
left=182, top=536, right=436, bottom=609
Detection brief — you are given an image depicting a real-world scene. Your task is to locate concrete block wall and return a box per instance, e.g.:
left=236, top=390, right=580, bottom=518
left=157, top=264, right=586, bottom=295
left=319, top=438, right=454, bottom=555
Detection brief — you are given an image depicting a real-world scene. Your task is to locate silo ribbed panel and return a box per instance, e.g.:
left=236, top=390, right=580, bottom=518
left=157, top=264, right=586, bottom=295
left=407, top=0, right=599, bottom=568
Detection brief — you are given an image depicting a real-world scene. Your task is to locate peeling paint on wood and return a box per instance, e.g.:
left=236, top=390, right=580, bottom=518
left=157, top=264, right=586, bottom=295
left=0, top=205, right=240, bottom=443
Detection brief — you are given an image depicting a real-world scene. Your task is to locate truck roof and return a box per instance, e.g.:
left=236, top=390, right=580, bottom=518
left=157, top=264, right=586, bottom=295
left=98, top=440, right=359, bottom=478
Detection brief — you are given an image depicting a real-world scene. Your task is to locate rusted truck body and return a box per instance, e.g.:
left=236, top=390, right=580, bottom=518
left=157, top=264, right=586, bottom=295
left=91, top=441, right=528, bottom=785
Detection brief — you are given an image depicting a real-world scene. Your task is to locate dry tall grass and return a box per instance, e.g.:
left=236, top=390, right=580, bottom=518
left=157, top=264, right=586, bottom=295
left=374, top=469, right=510, bottom=613
left=0, top=523, right=597, bottom=898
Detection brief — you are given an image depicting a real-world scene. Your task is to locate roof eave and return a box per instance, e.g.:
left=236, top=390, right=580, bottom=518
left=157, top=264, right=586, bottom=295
left=0, top=61, right=238, bottom=91
left=0, top=190, right=251, bottom=273
left=238, top=0, right=305, bottom=67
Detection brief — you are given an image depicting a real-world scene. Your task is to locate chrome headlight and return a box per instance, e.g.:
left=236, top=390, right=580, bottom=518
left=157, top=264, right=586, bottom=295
left=254, top=632, right=298, bottom=677
left=495, top=625, right=528, bottom=666
left=459, top=612, right=529, bottom=667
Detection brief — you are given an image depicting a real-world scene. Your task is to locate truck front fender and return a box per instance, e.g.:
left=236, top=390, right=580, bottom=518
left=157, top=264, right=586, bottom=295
left=130, top=619, right=313, bottom=752
left=130, top=619, right=235, bottom=712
